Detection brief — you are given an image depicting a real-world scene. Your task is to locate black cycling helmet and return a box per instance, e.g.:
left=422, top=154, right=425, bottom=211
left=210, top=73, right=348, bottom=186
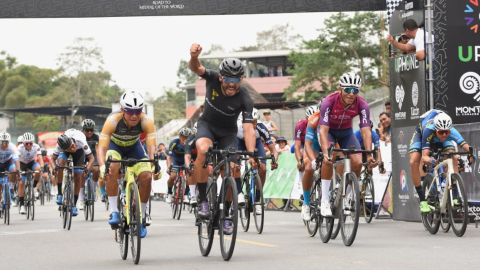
left=41, top=148, right=47, bottom=155
left=219, top=58, right=244, bottom=78
left=82, top=119, right=95, bottom=129
left=57, top=134, right=73, bottom=151
left=358, top=119, right=374, bottom=129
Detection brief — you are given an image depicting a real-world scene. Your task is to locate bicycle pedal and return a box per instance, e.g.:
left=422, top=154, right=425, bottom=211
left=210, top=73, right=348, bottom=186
left=110, top=224, right=119, bottom=230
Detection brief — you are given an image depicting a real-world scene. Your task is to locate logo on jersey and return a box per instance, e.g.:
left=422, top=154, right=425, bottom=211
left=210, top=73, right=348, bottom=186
left=360, top=109, right=367, bottom=123
left=212, top=89, right=219, bottom=100
left=323, top=108, right=330, bottom=122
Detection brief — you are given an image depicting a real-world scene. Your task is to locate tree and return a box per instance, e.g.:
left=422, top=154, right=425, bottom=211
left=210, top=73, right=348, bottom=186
left=33, top=116, right=60, bottom=132
left=149, top=88, right=186, bottom=127
left=285, top=12, right=388, bottom=100
left=255, top=23, right=303, bottom=51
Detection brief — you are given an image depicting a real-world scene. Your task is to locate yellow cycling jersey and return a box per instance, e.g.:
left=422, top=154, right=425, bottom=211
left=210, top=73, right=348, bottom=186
left=99, top=110, right=156, bottom=148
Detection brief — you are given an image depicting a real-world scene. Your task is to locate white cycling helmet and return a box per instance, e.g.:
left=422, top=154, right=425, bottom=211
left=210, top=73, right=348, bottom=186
left=434, top=113, right=452, bottom=130
left=252, top=108, right=260, bottom=120
left=339, top=72, right=362, bottom=88
left=17, top=135, right=24, bottom=143
left=305, top=105, right=318, bottom=118
left=23, top=132, right=35, bottom=143
left=0, top=132, right=11, bottom=142
left=120, top=90, right=145, bottom=110
left=179, top=127, right=192, bottom=137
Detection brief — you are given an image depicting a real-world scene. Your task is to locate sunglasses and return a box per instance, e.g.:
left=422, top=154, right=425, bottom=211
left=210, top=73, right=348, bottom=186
left=343, top=87, right=359, bottom=94
left=1, top=141, right=8, bottom=145
left=84, top=129, right=94, bottom=132
left=180, top=135, right=188, bottom=140
left=24, top=142, right=33, bottom=146
left=124, top=108, right=143, bottom=116
left=436, top=129, right=450, bottom=136
left=222, top=76, right=241, bottom=85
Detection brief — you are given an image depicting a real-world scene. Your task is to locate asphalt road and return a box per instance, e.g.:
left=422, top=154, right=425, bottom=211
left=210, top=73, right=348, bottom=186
left=1, top=197, right=480, bottom=270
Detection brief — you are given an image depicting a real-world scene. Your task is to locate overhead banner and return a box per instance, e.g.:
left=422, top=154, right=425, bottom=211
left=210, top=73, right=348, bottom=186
left=389, top=55, right=426, bottom=221
left=433, top=0, right=480, bottom=124
left=0, top=0, right=387, bottom=18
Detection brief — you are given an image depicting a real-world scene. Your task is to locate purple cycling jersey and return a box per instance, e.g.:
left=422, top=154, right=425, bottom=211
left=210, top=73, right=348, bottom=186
left=319, top=92, right=370, bottom=129
left=294, top=119, right=308, bottom=145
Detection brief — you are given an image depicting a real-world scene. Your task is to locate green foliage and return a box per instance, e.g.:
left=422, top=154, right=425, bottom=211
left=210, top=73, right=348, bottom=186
left=149, top=88, right=186, bottom=127
left=285, top=12, right=388, bottom=101
left=33, top=116, right=60, bottom=132
left=255, top=23, right=303, bottom=51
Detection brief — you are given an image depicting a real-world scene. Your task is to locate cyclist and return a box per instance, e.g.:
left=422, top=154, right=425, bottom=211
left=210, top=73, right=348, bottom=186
left=35, top=148, right=54, bottom=196
left=0, top=132, right=20, bottom=209
left=408, top=110, right=475, bottom=213
left=354, top=120, right=386, bottom=175
left=80, top=119, right=100, bottom=210
left=318, top=72, right=377, bottom=217
left=294, top=105, right=318, bottom=204
left=17, top=132, right=44, bottom=215
left=98, top=90, right=160, bottom=238
left=184, top=122, right=199, bottom=205
left=165, top=127, right=193, bottom=204
left=16, top=135, right=23, bottom=147
left=235, top=108, right=278, bottom=213
left=301, top=101, right=326, bottom=220
left=51, top=129, right=94, bottom=217
left=189, top=43, right=256, bottom=234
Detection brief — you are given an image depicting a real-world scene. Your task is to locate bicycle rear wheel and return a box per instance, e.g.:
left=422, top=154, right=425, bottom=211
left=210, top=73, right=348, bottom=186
left=252, top=174, right=264, bottom=234
left=422, top=174, right=440, bottom=234
left=66, top=183, right=73, bottom=230
left=239, top=177, right=250, bottom=232
left=448, top=173, right=468, bottom=237
left=219, top=176, right=238, bottom=261
left=330, top=173, right=342, bottom=240
left=40, top=177, right=45, bottom=206
left=129, top=183, right=142, bottom=264
left=46, top=181, right=51, bottom=202
left=306, top=182, right=319, bottom=237
left=84, top=187, right=89, bottom=221
left=175, top=177, right=184, bottom=220
left=4, top=187, right=10, bottom=225
left=362, top=174, right=375, bottom=223
left=340, top=173, right=360, bottom=246
left=117, top=185, right=128, bottom=260
left=88, top=180, right=95, bottom=222
left=171, top=185, right=177, bottom=219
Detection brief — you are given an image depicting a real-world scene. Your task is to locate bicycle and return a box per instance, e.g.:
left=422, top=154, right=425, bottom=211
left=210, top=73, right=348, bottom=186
left=105, top=154, right=160, bottom=265
left=55, top=160, right=85, bottom=230
left=1, top=171, right=18, bottom=225
left=319, top=144, right=377, bottom=246
left=358, top=161, right=383, bottom=223
left=238, top=152, right=276, bottom=234
left=197, top=146, right=251, bottom=261
left=83, top=170, right=96, bottom=222
left=21, top=170, right=41, bottom=221
left=169, top=164, right=186, bottom=220
left=422, top=147, right=473, bottom=237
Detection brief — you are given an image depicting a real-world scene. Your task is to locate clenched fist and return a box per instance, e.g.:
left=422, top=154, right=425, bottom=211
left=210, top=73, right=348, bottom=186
left=190, top=43, right=202, bottom=57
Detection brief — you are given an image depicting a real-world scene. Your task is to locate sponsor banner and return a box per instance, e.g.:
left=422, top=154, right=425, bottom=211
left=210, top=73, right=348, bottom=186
left=391, top=125, right=422, bottom=221
left=389, top=56, right=427, bottom=127
left=263, top=153, right=297, bottom=199
left=388, top=0, right=424, bottom=35
left=0, top=0, right=386, bottom=18
left=38, top=131, right=65, bottom=149
left=434, top=0, right=480, bottom=124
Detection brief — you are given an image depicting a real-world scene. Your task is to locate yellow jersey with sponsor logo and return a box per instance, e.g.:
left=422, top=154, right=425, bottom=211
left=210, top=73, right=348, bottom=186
left=99, top=110, right=156, bottom=148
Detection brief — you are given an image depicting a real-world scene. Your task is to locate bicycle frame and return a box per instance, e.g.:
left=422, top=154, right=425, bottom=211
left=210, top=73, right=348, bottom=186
left=124, top=165, right=141, bottom=225
left=425, top=156, right=457, bottom=214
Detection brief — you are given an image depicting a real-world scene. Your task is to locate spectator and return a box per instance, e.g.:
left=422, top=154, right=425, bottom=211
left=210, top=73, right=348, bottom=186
left=275, top=137, right=291, bottom=153
left=262, top=109, right=277, bottom=135
left=261, top=137, right=271, bottom=156
left=387, top=19, right=433, bottom=61
left=157, top=143, right=167, bottom=160
left=397, top=34, right=416, bottom=55
left=385, top=100, right=391, bottom=115
left=379, top=112, right=392, bottom=143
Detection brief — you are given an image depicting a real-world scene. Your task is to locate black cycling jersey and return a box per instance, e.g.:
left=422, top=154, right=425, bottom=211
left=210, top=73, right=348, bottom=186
left=85, top=132, right=99, bottom=154
left=185, top=134, right=197, bottom=156
left=200, top=69, right=254, bottom=129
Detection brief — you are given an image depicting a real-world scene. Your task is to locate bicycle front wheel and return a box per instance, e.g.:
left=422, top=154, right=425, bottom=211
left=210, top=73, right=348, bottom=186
left=128, top=183, right=142, bottom=264
left=306, top=182, right=319, bottom=237
left=362, top=174, right=375, bottom=223
left=66, top=183, right=73, bottom=230
left=330, top=173, right=342, bottom=240
left=340, top=173, right=360, bottom=246
left=239, top=177, right=250, bottom=232
left=448, top=173, right=468, bottom=237
left=219, top=176, right=238, bottom=261
left=88, top=181, right=95, bottom=222
left=84, top=188, right=89, bottom=221
left=422, top=174, right=440, bottom=234
left=175, top=177, right=184, bottom=220
left=4, top=188, right=10, bottom=225
left=252, top=174, right=264, bottom=234
left=40, top=177, right=45, bottom=206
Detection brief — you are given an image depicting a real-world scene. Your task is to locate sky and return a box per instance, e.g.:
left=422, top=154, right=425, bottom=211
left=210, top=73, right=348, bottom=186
left=0, top=12, right=340, bottom=100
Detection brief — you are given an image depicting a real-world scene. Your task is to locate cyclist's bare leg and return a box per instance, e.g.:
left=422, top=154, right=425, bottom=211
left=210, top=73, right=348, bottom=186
left=138, top=171, right=152, bottom=204
left=74, top=172, right=83, bottom=204
left=350, top=154, right=363, bottom=178
left=106, top=163, right=120, bottom=197
left=258, top=163, right=267, bottom=188
left=409, top=152, right=422, bottom=187
left=167, top=171, right=177, bottom=193
left=194, top=138, right=212, bottom=204
left=302, top=159, right=314, bottom=192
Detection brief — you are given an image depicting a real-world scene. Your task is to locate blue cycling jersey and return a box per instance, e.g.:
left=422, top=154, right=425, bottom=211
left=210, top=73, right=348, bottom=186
left=354, top=129, right=380, bottom=149
left=421, top=124, right=465, bottom=150
left=167, top=138, right=185, bottom=160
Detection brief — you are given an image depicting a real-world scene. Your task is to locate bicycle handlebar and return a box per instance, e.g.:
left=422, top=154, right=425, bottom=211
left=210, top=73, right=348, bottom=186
left=105, top=153, right=160, bottom=175
left=203, top=145, right=255, bottom=169
left=327, top=144, right=378, bottom=161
